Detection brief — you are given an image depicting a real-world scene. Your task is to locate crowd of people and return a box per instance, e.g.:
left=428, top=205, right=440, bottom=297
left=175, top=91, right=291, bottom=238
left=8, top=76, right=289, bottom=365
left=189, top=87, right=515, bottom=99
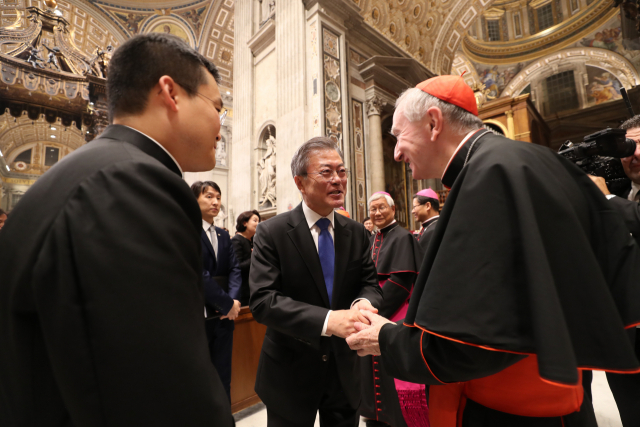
left=2, top=32, right=640, bottom=427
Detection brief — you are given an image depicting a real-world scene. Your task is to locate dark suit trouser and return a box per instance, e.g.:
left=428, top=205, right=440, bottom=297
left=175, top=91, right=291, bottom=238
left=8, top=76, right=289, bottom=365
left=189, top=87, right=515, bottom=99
left=582, top=329, right=640, bottom=427
left=266, top=358, right=358, bottom=427
left=205, top=318, right=235, bottom=401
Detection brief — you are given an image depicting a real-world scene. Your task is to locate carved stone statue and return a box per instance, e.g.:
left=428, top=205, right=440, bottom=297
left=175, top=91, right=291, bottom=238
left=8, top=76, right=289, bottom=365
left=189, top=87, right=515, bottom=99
left=26, top=47, right=45, bottom=69
left=258, top=129, right=276, bottom=208
left=42, top=42, right=61, bottom=71
left=260, top=0, right=276, bottom=24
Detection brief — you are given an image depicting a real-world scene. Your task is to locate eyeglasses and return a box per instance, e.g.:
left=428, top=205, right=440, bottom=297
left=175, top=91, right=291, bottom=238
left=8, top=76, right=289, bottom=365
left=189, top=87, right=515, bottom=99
left=302, top=167, right=349, bottom=182
left=369, top=205, right=389, bottom=214
left=196, top=92, right=227, bottom=125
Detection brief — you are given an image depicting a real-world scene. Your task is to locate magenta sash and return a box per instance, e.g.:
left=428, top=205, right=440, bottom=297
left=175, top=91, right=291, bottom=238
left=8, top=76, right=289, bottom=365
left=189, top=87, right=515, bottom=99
left=379, top=279, right=430, bottom=427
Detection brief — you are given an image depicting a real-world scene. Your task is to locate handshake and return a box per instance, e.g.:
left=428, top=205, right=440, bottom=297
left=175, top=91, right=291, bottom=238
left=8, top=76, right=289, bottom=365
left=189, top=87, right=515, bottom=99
left=326, top=300, right=393, bottom=357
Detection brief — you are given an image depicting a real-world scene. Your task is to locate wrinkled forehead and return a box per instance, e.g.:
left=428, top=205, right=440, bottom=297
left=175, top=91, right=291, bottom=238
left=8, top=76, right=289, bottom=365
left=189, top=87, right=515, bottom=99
left=626, top=127, right=640, bottom=142
left=307, top=149, right=344, bottom=167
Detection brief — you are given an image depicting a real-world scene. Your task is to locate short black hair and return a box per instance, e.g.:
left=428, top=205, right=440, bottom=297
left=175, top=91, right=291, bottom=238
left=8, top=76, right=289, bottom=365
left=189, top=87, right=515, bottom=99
left=190, top=181, right=221, bottom=199
left=621, top=115, right=640, bottom=130
left=236, top=210, right=261, bottom=232
left=362, top=217, right=371, bottom=223
left=413, top=195, right=440, bottom=212
left=0, top=208, right=6, bottom=216
left=107, top=33, right=221, bottom=120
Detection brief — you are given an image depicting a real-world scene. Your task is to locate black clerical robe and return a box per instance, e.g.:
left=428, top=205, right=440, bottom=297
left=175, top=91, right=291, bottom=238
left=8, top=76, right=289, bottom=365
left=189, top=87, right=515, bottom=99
left=417, top=216, right=438, bottom=254
left=378, top=130, right=640, bottom=426
left=361, top=221, right=424, bottom=427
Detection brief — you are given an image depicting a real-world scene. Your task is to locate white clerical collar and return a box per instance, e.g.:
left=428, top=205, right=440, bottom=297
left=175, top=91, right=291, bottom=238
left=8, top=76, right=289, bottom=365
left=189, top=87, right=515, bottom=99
left=123, top=125, right=183, bottom=176
left=302, top=200, right=335, bottom=230
left=202, top=219, right=214, bottom=231
left=629, top=181, right=640, bottom=202
left=441, top=130, right=479, bottom=181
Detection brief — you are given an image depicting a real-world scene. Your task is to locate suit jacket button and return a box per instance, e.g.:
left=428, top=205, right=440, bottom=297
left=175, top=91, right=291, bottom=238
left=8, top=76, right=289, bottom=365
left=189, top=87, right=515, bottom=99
left=322, top=355, right=328, bottom=362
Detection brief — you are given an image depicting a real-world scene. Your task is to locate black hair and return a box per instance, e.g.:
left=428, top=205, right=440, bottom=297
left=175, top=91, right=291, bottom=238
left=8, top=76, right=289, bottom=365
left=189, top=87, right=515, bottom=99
left=190, top=181, right=221, bottom=199
left=107, top=33, right=221, bottom=120
left=413, top=195, right=440, bottom=212
left=0, top=208, right=6, bottom=216
left=362, top=217, right=371, bottom=223
left=621, top=115, right=640, bottom=130
left=236, top=210, right=261, bottom=232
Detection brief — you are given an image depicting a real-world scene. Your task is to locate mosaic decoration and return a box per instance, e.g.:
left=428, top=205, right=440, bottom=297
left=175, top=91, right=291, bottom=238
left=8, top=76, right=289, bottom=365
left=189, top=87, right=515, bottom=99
left=322, top=27, right=343, bottom=149
left=352, top=100, right=367, bottom=222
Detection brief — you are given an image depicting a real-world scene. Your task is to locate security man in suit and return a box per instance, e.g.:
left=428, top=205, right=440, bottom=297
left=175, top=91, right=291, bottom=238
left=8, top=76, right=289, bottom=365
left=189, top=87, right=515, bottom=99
left=0, top=34, right=233, bottom=426
left=191, top=180, right=242, bottom=401
left=250, top=136, right=384, bottom=427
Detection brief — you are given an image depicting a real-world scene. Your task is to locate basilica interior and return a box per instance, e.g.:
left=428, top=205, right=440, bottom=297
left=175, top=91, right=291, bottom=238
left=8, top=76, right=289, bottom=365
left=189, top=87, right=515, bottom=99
left=2, top=0, right=639, bottom=229
left=1, top=0, right=637, bottom=421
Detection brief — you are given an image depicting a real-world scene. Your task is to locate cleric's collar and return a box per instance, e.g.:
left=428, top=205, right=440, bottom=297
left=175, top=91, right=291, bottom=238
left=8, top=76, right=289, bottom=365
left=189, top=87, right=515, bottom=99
left=376, top=220, right=399, bottom=236
left=441, top=129, right=489, bottom=189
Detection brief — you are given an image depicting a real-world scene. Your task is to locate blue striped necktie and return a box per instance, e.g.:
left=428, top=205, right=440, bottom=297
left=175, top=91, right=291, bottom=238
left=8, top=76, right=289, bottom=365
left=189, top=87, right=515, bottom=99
left=316, top=218, right=334, bottom=304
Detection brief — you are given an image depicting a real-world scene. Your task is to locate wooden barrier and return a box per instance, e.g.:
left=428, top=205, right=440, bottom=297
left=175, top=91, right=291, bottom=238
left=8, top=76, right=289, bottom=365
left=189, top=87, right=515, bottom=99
left=230, top=307, right=267, bottom=413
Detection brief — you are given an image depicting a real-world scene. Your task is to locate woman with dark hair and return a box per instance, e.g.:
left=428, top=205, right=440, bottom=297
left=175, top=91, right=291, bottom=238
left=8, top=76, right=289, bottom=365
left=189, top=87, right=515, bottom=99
left=230, top=210, right=261, bottom=306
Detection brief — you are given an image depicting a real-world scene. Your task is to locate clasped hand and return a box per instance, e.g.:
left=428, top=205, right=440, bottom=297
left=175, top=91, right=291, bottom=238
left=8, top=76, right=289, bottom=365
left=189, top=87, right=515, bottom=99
left=345, top=310, right=393, bottom=356
left=326, top=300, right=378, bottom=338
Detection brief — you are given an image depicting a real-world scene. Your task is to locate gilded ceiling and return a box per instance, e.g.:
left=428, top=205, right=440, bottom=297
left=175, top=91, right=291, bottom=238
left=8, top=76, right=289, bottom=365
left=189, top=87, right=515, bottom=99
left=356, top=0, right=500, bottom=75
left=0, top=0, right=235, bottom=88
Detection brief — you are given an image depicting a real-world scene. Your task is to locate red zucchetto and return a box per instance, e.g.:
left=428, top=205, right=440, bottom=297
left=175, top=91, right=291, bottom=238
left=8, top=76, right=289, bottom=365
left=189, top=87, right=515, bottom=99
left=416, top=75, right=478, bottom=116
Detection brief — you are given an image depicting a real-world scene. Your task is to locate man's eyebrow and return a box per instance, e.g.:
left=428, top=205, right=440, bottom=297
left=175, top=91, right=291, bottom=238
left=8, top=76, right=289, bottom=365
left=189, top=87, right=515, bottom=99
left=389, top=127, right=398, bottom=137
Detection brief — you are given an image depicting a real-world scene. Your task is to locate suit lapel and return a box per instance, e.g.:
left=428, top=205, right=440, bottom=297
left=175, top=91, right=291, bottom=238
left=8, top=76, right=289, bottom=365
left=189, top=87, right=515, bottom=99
left=201, top=229, right=216, bottom=259
left=332, top=215, right=352, bottom=309
left=287, top=205, right=331, bottom=307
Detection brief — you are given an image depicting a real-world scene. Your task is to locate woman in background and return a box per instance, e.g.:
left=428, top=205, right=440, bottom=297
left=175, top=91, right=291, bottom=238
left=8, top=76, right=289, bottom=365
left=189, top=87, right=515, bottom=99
left=230, top=210, right=261, bottom=306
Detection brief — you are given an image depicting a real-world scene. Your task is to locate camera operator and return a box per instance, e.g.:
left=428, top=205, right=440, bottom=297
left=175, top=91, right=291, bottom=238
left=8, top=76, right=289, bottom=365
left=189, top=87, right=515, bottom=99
left=589, top=115, right=640, bottom=427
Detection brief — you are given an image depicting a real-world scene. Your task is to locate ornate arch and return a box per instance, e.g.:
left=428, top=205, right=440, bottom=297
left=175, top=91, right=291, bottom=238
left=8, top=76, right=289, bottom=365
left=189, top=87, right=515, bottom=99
left=357, top=0, right=496, bottom=75
left=500, top=47, right=640, bottom=98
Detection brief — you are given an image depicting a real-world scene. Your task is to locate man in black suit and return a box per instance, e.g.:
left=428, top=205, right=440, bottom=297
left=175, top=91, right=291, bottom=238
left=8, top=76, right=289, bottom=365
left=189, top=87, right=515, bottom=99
left=589, top=115, right=640, bottom=427
left=192, top=180, right=242, bottom=401
left=0, top=34, right=233, bottom=426
left=250, top=136, right=383, bottom=427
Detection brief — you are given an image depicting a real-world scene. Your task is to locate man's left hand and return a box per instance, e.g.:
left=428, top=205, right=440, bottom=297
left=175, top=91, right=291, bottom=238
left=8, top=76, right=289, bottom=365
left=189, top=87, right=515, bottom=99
left=346, top=310, right=393, bottom=356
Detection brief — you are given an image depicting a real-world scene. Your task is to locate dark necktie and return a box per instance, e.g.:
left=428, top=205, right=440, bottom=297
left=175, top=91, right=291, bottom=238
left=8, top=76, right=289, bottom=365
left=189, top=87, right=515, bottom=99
left=316, top=218, right=334, bottom=304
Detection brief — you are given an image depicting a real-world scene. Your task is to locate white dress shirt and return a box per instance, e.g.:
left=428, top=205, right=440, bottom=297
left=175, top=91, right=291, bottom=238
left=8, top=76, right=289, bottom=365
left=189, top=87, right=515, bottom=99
left=628, top=181, right=640, bottom=202
left=301, top=201, right=368, bottom=336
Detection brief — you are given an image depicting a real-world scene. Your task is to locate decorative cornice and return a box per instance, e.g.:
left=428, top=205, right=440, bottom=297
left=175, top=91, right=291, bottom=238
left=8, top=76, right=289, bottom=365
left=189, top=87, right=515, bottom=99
left=462, top=0, right=616, bottom=63
left=247, top=18, right=275, bottom=57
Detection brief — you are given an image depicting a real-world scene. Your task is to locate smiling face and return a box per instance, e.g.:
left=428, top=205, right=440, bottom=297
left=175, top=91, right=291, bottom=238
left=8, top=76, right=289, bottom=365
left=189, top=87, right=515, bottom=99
left=622, top=127, right=640, bottom=185
left=197, top=186, right=221, bottom=223
left=294, top=149, right=346, bottom=217
left=392, top=108, right=448, bottom=180
left=412, top=197, right=431, bottom=223
left=369, top=197, right=396, bottom=229
left=244, top=214, right=260, bottom=237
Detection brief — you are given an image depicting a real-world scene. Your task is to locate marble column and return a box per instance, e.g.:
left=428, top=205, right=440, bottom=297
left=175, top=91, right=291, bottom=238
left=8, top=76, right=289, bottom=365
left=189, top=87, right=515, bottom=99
left=231, top=0, right=254, bottom=215
left=366, top=96, right=387, bottom=194
left=275, top=0, right=307, bottom=212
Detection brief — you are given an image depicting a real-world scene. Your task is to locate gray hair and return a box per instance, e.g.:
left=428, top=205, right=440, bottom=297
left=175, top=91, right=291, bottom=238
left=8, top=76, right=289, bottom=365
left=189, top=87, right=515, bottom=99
left=395, top=88, right=483, bottom=134
left=291, top=136, right=344, bottom=177
left=368, top=192, right=394, bottom=208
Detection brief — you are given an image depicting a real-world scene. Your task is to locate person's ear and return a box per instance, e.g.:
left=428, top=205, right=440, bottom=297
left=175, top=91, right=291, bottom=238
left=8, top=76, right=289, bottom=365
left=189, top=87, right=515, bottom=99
left=426, top=106, right=444, bottom=141
left=157, top=75, right=180, bottom=112
left=294, top=175, right=306, bottom=194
